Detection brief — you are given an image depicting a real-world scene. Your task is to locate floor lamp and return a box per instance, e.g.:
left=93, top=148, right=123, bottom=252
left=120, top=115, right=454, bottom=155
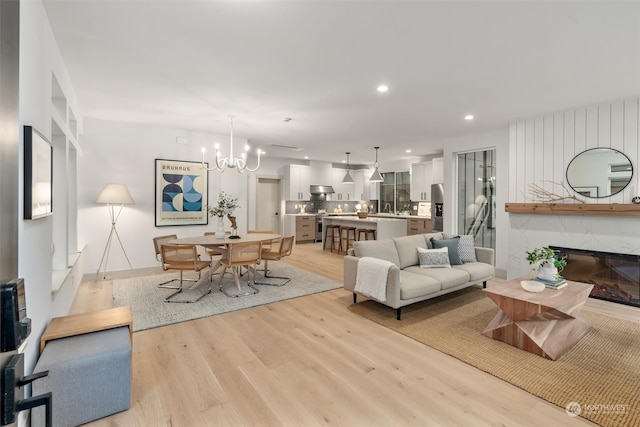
left=96, top=184, right=135, bottom=280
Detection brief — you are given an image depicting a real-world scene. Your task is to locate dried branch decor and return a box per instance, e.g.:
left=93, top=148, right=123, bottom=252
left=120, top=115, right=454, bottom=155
left=527, top=181, right=586, bottom=204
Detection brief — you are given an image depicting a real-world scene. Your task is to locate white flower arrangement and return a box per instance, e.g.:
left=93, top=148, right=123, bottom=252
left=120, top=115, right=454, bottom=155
left=207, top=192, right=239, bottom=218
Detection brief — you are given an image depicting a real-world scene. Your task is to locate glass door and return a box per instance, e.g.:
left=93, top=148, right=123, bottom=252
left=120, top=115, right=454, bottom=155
left=457, top=150, right=495, bottom=249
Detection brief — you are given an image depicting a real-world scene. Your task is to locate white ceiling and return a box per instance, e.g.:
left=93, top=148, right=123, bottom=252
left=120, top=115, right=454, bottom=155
left=42, top=0, right=640, bottom=164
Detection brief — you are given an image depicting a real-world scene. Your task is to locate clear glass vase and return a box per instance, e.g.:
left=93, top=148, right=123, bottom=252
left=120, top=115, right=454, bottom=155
left=215, top=216, right=225, bottom=239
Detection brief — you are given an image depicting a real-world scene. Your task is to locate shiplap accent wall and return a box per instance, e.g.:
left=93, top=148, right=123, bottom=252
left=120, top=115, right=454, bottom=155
left=506, top=98, right=640, bottom=280
left=509, top=98, right=639, bottom=203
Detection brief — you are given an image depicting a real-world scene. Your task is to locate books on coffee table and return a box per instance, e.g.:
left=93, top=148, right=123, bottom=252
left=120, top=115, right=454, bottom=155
left=533, top=276, right=567, bottom=289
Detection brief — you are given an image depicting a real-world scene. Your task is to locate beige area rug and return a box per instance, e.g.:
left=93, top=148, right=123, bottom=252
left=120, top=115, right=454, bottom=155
left=349, top=287, right=640, bottom=427
left=113, top=263, right=341, bottom=332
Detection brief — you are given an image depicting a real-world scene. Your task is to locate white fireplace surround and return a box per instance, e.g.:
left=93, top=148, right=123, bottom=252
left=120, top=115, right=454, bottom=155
left=508, top=215, right=640, bottom=280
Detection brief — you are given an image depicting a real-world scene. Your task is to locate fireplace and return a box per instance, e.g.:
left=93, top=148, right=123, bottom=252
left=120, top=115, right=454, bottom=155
left=550, top=246, right=640, bottom=308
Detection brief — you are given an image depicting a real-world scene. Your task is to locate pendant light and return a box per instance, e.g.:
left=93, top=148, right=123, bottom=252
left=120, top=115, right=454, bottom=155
left=369, top=146, right=383, bottom=182
left=342, top=152, right=354, bottom=184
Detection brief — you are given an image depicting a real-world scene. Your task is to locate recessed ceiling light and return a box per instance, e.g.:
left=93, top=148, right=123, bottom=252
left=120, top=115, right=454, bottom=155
left=377, top=84, right=389, bottom=93
left=465, top=114, right=474, bottom=121
left=304, top=156, right=309, bottom=159
left=406, top=149, right=412, bottom=153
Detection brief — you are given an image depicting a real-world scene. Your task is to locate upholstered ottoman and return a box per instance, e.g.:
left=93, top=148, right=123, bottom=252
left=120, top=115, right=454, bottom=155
left=32, top=326, right=131, bottom=426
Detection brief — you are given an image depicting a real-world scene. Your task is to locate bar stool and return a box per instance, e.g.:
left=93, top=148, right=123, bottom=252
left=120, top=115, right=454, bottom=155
left=357, top=228, right=377, bottom=241
left=339, top=226, right=357, bottom=254
left=323, top=225, right=341, bottom=252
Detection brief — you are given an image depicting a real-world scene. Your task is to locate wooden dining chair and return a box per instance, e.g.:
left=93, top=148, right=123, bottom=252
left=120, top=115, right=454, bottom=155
left=204, top=231, right=227, bottom=280
left=254, top=235, right=294, bottom=287
left=248, top=229, right=274, bottom=253
left=247, top=230, right=274, bottom=274
left=159, top=244, right=211, bottom=303
left=218, top=240, right=262, bottom=298
left=153, top=234, right=179, bottom=288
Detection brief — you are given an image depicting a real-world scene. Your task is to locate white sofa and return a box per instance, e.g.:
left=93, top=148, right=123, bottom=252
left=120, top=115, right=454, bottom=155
left=344, top=233, right=495, bottom=320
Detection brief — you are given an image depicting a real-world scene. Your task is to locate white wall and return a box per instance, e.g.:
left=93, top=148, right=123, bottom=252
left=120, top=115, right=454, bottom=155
left=442, top=128, right=509, bottom=278
left=78, top=118, right=295, bottom=276
left=18, top=0, right=82, bottom=387
left=507, top=97, right=640, bottom=279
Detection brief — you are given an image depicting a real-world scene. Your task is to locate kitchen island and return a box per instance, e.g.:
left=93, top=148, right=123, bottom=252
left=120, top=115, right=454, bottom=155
left=322, top=215, right=407, bottom=241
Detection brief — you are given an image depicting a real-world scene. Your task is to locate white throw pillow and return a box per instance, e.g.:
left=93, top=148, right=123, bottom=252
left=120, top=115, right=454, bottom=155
left=417, top=247, right=451, bottom=268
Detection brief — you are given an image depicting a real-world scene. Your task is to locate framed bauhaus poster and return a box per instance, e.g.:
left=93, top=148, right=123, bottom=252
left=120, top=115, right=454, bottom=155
left=155, top=159, right=208, bottom=226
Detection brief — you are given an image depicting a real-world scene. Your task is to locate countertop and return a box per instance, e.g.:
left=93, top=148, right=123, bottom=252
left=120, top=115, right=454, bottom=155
left=285, top=213, right=431, bottom=219
left=323, top=215, right=406, bottom=223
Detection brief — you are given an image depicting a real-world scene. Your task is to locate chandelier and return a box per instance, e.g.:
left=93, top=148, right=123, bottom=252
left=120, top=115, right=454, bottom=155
left=201, top=116, right=262, bottom=173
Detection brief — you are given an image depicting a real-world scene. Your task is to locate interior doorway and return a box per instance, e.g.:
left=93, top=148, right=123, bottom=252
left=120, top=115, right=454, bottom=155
left=256, top=178, right=281, bottom=233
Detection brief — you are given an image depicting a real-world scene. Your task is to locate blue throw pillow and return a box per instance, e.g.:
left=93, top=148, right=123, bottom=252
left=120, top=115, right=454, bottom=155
left=430, top=237, right=462, bottom=265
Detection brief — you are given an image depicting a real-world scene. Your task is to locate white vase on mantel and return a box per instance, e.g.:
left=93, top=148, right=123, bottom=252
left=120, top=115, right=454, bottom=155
left=215, top=217, right=225, bottom=239
left=537, top=265, right=558, bottom=282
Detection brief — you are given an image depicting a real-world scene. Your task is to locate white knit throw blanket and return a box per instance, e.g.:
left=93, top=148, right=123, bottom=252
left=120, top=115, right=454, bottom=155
left=355, top=257, right=394, bottom=302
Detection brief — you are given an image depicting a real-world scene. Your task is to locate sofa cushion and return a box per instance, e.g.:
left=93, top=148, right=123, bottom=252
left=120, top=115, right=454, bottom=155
left=452, top=262, right=495, bottom=282
left=404, top=266, right=471, bottom=290
left=430, top=238, right=462, bottom=265
left=417, top=247, right=451, bottom=268
left=353, top=239, right=400, bottom=267
left=393, top=234, right=429, bottom=268
left=443, top=233, right=477, bottom=263
left=398, top=270, right=441, bottom=299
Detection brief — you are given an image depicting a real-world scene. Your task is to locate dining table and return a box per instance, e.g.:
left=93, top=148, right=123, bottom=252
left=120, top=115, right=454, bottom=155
left=169, top=233, right=281, bottom=291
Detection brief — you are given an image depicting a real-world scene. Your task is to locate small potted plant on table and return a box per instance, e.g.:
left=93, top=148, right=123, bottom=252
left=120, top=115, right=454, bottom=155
left=526, top=247, right=567, bottom=282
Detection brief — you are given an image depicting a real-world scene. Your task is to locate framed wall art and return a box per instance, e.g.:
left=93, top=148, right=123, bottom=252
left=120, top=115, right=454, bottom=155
left=24, top=126, right=53, bottom=220
left=155, top=159, right=208, bottom=226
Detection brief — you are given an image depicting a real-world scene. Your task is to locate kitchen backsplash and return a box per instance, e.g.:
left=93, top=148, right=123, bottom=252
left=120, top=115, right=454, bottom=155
left=285, top=199, right=377, bottom=214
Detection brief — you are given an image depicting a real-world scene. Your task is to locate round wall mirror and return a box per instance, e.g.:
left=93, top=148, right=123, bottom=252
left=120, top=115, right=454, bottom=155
left=566, top=148, right=633, bottom=198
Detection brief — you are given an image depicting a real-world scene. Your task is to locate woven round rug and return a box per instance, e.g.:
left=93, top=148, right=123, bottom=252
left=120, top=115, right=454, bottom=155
left=349, top=287, right=639, bottom=427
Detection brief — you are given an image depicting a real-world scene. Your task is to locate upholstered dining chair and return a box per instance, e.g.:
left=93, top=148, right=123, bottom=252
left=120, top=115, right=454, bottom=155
left=218, top=240, right=262, bottom=298
left=159, top=244, right=211, bottom=303
left=153, top=234, right=179, bottom=288
left=255, top=235, right=294, bottom=287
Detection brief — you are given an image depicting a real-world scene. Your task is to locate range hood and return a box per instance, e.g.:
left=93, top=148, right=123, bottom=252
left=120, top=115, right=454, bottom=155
left=310, top=185, right=335, bottom=194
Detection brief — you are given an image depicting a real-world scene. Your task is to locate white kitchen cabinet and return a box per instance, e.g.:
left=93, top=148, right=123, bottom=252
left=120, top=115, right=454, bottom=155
left=432, top=157, right=444, bottom=184
left=353, top=170, right=368, bottom=201
left=411, top=162, right=433, bottom=201
left=282, top=164, right=311, bottom=200
left=331, top=168, right=369, bottom=201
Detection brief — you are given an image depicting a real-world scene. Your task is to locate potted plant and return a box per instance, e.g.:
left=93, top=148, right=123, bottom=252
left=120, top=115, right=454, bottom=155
left=207, top=192, right=239, bottom=238
left=525, top=247, right=567, bottom=281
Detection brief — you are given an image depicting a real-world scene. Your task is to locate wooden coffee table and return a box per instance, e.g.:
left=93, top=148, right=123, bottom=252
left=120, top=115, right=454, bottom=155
left=482, top=279, right=593, bottom=360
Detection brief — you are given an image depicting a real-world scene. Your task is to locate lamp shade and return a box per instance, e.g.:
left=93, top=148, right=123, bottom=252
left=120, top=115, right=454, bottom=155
left=342, top=170, right=354, bottom=184
left=369, top=146, right=384, bottom=182
left=96, top=184, right=135, bottom=204
left=369, top=168, right=383, bottom=182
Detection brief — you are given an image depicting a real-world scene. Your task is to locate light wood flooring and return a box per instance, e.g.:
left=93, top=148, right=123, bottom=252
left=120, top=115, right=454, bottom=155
left=71, top=242, right=638, bottom=426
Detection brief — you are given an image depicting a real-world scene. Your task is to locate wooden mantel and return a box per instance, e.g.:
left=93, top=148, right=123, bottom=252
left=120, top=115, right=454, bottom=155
left=505, top=203, right=640, bottom=217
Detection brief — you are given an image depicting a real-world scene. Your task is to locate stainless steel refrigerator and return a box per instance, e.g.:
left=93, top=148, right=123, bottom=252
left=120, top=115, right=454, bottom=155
left=431, top=183, right=444, bottom=232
